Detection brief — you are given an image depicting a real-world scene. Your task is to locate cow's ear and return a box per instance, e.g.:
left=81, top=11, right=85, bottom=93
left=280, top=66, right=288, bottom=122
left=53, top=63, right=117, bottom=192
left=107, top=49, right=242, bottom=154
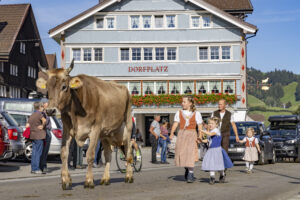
left=36, top=78, right=47, bottom=89
left=69, top=77, right=83, bottom=89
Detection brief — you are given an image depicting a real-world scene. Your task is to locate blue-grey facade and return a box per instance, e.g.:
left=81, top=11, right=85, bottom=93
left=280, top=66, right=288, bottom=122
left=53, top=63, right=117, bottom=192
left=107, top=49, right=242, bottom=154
left=50, top=0, right=256, bottom=145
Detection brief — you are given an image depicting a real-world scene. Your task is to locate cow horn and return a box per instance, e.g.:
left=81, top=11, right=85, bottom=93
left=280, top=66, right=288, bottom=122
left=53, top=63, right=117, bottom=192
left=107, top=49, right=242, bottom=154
left=38, top=61, right=47, bottom=73
left=66, top=59, right=74, bottom=74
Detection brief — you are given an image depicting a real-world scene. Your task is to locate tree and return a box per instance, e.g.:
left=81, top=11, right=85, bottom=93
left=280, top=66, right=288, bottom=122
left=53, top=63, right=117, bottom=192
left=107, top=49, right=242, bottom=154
left=268, top=83, right=284, bottom=100
left=286, top=101, right=292, bottom=108
left=293, top=105, right=300, bottom=115
left=265, top=96, right=276, bottom=107
left=295, top=82, right=300, bottom=101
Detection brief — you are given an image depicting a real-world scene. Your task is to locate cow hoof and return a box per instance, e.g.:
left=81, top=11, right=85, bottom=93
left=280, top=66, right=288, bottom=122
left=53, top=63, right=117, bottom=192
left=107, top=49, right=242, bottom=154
left=100, top=179, right=110, bottom=186
left=125, top=177, right=134, bottom=183
left=62, top=182, right=72, bottom=190
left=84, top=181, right=95, bottom=189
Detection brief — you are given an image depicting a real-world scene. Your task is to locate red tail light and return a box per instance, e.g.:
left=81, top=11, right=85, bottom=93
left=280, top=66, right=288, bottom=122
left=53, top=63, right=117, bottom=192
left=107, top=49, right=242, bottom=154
left=8, top=129, right=18, bottom=140
left=0, top=125, right=3, bottom=139
left=52, top=129, right=62, bottom=139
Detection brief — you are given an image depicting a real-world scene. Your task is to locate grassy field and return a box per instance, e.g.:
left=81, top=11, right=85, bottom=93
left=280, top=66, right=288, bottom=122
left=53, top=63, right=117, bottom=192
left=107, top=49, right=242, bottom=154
left=247, top=82, right=300, bottom=125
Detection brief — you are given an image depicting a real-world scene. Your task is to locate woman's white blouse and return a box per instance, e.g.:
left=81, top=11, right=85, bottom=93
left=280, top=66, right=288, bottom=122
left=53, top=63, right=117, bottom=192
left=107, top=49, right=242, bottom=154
left=174, top=110, right=203, bottom=127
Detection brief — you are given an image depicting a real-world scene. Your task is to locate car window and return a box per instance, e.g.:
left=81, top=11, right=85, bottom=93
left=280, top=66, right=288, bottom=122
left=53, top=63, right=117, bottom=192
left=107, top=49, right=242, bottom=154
left=230, top=123, right=258, bottom=136
left=0, top=112, right=19, bottom=127
left=51, top=116, right=62, bottom=129
left=10, top=114, right=28, bottom=127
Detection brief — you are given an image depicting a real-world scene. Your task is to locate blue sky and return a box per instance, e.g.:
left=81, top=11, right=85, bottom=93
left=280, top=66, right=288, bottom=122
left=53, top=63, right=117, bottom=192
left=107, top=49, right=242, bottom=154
left=1, top=0, right=300, bottom=74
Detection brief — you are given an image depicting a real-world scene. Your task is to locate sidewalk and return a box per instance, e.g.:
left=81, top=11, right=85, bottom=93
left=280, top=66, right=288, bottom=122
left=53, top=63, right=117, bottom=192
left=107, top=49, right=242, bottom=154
left=0, top=147, right=180, bottom=180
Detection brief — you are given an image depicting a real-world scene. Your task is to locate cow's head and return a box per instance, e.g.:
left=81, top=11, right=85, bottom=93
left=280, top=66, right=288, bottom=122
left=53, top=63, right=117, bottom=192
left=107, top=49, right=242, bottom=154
left=36, top=59, right=83, bottom=115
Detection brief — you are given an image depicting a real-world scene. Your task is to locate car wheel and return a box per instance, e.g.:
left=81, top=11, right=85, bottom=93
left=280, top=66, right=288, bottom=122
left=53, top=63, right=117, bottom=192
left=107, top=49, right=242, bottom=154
left=24, top=141, right=32, bottom=162
left=268, top=148, right=276, bottom=164
left=258, top=148, right=265, bottom=165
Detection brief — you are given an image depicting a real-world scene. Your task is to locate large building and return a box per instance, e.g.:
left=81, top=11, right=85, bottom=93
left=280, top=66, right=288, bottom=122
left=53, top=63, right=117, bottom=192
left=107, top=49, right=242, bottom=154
left=49, top=0, right=257, bottom=145
left=0, top=4, right=48, bottom=98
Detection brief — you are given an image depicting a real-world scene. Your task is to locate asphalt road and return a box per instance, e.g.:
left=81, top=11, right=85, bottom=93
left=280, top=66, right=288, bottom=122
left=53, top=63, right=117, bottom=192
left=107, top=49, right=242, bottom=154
left=1, top=160, right=300, bottom=200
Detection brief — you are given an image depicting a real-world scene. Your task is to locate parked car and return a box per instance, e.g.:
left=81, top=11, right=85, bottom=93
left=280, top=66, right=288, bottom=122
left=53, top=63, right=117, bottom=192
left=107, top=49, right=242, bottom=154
left=228, top=121, right=276, bottom=165
left=0, top=120, right=13, bottom=161
left=267, top=115, right=300, bottom=162
left=0, top=99, right=62, bottom=161
left=0, top=111, right=25, bottom=159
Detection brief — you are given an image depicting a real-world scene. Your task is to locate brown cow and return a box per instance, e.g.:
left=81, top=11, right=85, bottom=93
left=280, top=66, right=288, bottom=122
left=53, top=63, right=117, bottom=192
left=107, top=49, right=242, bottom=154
left=36, top=60, right=133, bottom=190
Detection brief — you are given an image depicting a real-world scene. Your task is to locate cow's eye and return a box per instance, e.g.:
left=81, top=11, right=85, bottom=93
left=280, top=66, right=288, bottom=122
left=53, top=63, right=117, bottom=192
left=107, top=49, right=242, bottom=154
left=61, top=85, right=67, bottom=91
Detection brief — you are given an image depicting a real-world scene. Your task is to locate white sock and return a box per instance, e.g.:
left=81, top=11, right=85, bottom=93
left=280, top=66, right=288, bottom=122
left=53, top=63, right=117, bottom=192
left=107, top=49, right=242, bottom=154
left=188, top=167, right=194, bottom=174
left=210, top=171, right=215, bottom=177
left=246, top=162, right=250, bottom=169
left=220, top=170, right=225, bottom=176
left=249, top=162, right=254, bottom=170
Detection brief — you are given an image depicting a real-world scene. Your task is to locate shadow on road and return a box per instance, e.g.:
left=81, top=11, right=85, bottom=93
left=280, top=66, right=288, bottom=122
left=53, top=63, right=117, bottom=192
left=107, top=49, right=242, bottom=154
left=0, top=164, right=20, bottom=172
left=47, top=167, right=60, bottom=173
left=168, top=175, right=185, bottom=182
left=71, top=177, right=125, bottom=188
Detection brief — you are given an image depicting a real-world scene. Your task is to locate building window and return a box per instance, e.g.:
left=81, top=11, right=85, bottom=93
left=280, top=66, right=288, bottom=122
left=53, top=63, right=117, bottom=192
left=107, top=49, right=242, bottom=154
left=223, top=80, right=235, bottom=94
left=20, top=42, right=26, bottom=54
left=72, top=49, right=81, bottom=61
left=155, top=16, right=164, bottom=28
left=83, top=48, right=92, bottom=61
left=132, top=48, right=141, bottom=61
left=144, top=48, right=153, bottom=60
left=155, top=48, right=164, bottom=60
left=143, top=16, right=151, bottom=28
left=210, top=81, right=221, bottom=93
left=191, top=16, right=200, bottom=28
left=0, top=62, right=4, bottom=72
left=196, top=81, right=208, bottom=94
left=28, top=66, right=36, bottom=79
left=96, top=18, right=104, bottom=29
left=94, top=48, right=103, bottom=61
left=143, top=82, right=154, bottom=95
left=222, top=46, right=231, bottom=60
left=0, top=85, right=6, bottom=97
left=182, top=81, right=194, bottom=94
left=210, top=46, right=219, bottom=60
left=167, top=48, right=176, bottom=60
left=156, top=81, right=167, bottom=95
left=10, top=64, right=18, bottom=76
left=9, top=86, right=21, bottom=98
left=199, top=47, right=208, bottom=60
left=106, top=17, right=115, bottom=29
left=121, top=48, right=130, bottom=61
left=203, top=16, right=211, bottom=27
left=129, top=81, right=141, bottom=96
left=166, top=15, right=176, bottom=28
left=169, top=81, right=181, bottom=94
left=131, top=16, right=140, bottom=29
left=117, top=82, right=129, bottom=90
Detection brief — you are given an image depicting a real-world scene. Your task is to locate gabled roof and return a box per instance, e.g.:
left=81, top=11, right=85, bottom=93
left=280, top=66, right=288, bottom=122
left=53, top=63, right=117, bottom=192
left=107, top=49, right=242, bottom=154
left=0, top=4, right=30, bottom=55
left=46, top=54, right=58, bottom=69
left=49, top=0, right=257, bottom=38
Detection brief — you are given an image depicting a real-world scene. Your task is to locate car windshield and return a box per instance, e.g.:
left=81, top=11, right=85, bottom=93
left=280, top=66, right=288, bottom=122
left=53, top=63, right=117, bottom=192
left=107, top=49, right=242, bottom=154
left=230, top=123, right=258, bottom=136
left=10, top=114, right=28, bottom=127
left=52, top=116, right=62, bottom=129
left=1, top=112, right=19, bottom=127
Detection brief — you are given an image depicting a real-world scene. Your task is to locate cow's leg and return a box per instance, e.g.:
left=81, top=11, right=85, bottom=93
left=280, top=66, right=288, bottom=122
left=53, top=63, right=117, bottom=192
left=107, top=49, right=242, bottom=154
left=61, top=134, right=72, bottom=190
left=100, top=140, right=112, bottom=185
left=125, top=138, right=134, bottom=183
left=84, top=132, right=97, bottom=189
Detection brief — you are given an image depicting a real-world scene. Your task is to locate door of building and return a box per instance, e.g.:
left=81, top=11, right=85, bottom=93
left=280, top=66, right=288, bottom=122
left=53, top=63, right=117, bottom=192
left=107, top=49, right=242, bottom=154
left=145, top=115, right=170, bottom=147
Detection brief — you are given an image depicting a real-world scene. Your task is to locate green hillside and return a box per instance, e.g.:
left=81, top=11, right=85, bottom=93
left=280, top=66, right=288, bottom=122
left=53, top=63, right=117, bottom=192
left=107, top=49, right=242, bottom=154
left=280, top=82, right=300, bottom=110
left=248, top=94, right=266, bottom=107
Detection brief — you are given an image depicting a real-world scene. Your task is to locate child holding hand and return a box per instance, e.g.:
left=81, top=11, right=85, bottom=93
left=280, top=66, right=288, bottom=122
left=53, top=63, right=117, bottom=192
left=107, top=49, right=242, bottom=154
left=238, top=128, right=261, bottom=174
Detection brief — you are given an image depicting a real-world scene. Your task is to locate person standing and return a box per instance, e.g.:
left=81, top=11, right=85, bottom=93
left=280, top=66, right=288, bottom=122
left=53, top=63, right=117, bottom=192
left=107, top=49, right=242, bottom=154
left=170, top=96, right=203, bottom=183
left=149, top=115, right=161, bottom=164
left=27, top=102, right=46, bottom=174
left=93, top=140, right=103, bottom=168
left=76, top=143, right=85, bottom=169
left=39, top=98, right=52, bottom=173
left=68, top=138, right=77, bottom=170
left=159, top=121, right=169, bottom=164
left=211, top=99, right=239, bottom=153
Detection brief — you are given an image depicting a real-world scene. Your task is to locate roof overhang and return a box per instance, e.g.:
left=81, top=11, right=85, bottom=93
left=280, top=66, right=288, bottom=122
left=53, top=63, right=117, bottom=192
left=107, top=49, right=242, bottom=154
left=49, top=0, right=257, bottom=39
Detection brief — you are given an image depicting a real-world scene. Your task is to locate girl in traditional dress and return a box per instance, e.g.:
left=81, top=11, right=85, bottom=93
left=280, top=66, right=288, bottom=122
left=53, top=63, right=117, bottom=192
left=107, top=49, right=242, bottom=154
left=200, top=117, right=233, bottom=185
left=238, top=128, right=261, bottom=174
left=170, top=95, right=203, bottom=183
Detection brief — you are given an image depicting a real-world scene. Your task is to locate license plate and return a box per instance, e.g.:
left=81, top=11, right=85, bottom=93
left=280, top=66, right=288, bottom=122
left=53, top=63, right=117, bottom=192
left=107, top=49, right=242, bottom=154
left=236, top=148, right=245, bottom=152
left=228, top=148, right=236, bottom=152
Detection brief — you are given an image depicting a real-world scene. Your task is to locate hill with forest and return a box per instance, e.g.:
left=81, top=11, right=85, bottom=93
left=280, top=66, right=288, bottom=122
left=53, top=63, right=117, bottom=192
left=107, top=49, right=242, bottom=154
left=247, top=67, right=300, bottom=125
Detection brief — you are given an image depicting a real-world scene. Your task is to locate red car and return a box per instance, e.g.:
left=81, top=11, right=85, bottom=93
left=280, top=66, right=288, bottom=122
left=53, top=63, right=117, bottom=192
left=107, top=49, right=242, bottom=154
left=0, top=120, right=13, bottom=161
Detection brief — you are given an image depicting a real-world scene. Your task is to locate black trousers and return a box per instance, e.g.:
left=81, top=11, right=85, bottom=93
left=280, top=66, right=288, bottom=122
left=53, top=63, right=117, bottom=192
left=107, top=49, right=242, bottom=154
left=150, top=135, right=158, bottom=162
left=68, top=138, right=77, bottom=167
left=40, top=130, right=52, bottom=170
left=221, top=134, right=230, bottom=153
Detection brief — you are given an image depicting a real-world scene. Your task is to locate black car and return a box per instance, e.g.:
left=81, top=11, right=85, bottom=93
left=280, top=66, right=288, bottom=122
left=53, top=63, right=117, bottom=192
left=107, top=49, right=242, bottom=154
left=267, top=115, right=300, bottom=161
left=228, top=121, right=276, bottom=165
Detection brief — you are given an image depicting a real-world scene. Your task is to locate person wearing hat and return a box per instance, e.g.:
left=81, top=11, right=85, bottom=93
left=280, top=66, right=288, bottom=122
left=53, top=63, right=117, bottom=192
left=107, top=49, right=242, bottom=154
left=39, top=98, right=52, bottom=173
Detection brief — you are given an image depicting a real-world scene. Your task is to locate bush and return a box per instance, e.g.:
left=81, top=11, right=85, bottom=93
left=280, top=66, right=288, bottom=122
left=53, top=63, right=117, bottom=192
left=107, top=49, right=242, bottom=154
left=249, top=106, right=267, bottom=112
left=286, top=101, right=292, bottom=108
left=293, top=105, right=300, bottom=115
